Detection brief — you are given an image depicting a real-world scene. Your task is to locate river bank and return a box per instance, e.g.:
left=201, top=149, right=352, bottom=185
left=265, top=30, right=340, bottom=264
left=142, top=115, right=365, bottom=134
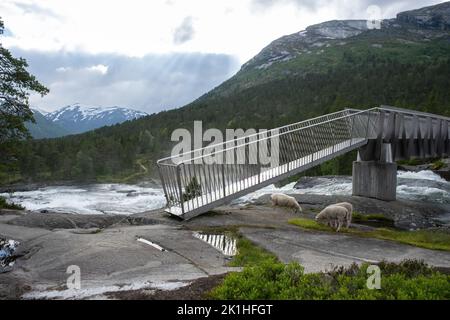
left=1, top=192, right=450, bottom=299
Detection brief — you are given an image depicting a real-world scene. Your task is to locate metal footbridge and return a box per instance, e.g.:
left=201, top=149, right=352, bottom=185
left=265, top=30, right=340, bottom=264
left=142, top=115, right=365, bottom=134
left=157, top=106, right=450, bottom=219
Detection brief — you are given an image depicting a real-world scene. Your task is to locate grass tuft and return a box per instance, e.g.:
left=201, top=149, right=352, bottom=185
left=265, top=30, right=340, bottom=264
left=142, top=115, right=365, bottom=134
left=289, top=218, right=450, bottom=251
left=229, top=236, right=278, bottom=267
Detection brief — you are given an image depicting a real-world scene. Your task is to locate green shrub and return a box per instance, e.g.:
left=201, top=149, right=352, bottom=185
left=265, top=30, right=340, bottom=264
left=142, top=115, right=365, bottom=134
left=0, top=196, right=24, bottom=210
left=431, top=160, right=445, bottom=170
left=210, top=259, right=450, bottom=300
left=397, top=158, right=424, bottom=166
left=182, top=177, right=202, bottom=201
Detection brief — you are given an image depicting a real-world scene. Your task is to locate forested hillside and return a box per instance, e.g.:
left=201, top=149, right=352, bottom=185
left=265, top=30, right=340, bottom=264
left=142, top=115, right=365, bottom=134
left=26, top=110, right=69, bottom=139
left=2, top=2, right=450, bottom=185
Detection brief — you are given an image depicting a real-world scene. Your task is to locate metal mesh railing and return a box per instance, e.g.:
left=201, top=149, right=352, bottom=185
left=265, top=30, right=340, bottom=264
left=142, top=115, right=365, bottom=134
left=157, top=108, right=377, bottom=217
left=157, top=106, right=450, bottom=218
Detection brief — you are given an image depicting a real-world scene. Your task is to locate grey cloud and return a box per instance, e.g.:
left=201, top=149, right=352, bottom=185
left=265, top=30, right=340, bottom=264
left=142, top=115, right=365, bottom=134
left=173, top=16, right=195, bottom=45
left=13, top=2, right=61, bottom=20
left=10, top=48, right=240, bottom=114
left=250, top=0, right=446, bottom=16
left=3, top=27, right=14, bottom=37
left=250, top=0, right=320, bottom=12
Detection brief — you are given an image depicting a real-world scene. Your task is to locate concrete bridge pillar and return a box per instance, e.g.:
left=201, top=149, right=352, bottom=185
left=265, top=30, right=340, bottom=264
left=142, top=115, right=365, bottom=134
left=352, top=144, right=397, bottom=201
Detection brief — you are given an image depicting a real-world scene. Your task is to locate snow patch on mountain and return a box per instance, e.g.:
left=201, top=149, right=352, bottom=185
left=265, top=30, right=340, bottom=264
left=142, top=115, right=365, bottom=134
left=32, top=107, right=50, bottom=115
left=43, top=104, right=148, bottom=135
left=47, top=104, right=147, bottom=122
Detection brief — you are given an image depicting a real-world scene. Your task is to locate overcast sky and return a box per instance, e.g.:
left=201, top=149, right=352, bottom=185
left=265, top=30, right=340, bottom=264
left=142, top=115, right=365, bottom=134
left=0, top=0, right=446, bottom=113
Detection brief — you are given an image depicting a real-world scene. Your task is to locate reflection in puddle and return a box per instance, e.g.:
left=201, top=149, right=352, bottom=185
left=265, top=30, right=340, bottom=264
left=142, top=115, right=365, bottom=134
left=193, top=232, right=237, bottom=256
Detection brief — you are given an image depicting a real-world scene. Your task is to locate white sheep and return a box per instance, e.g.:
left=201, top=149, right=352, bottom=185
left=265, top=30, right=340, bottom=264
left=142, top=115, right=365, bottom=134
left=315, top=205, right=349, bottom=232
left=333, top=202, right=353, bottom=228
left=270, top=193, right=302, bottom=214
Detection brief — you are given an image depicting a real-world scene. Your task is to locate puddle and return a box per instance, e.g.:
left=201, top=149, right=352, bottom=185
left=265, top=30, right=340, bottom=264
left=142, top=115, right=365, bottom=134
left=22, top=280, right=188, bottom=300
left=193, top=232, right=237, bottom=256
left=0, top=238, right=20, bottom=273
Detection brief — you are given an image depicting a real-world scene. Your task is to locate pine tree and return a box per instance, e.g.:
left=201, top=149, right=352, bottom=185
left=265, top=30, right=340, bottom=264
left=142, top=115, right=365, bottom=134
left=0, top=18, right=49, bottom=170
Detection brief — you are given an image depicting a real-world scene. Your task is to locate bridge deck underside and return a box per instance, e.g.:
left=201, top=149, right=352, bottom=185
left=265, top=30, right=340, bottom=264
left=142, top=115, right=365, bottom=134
left=166, top=138, right=366, bottom=218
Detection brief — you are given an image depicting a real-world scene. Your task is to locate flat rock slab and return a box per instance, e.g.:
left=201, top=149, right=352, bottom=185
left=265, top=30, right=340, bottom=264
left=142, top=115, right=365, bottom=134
left=240, top=227, right=450, bottom=273
left=0, top=222, right=51, bottom=242
left=0, top=222, right=238, bottom=299
left=7, top=212, right=128, bottom=230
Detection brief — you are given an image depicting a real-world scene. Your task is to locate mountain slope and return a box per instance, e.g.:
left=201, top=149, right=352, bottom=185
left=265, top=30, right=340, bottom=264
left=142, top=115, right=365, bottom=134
left=26, top=110, right=69, bottom=139
left=10, top=1, right=450, bottom=183
left=203, top=2, right=450, bottom=101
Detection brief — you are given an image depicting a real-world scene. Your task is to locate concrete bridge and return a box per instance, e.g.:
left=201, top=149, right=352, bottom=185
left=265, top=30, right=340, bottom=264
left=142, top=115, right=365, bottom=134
left=157, top=106, right=450, bottom=220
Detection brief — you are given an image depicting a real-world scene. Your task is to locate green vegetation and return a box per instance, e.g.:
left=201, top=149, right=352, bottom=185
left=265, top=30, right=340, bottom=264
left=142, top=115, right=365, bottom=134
left=289, top=218, right=450, bottom=251
left=0, top=196, right=24, bottom=210
left=369, top=228, right=450, bottom=251
left=205, top=225, right=450, bottom=300
left=397, top=158, right=427, bottom=166
left=192, top=226, right=277, bottom=268
left=397, top=157, right=447, bottom=170
left=229, top=236, right=278, bottom=268
left=182, top=177, right=202, bottom=201
left=431, top=160, right=446, bottom=170
left=289, top=217, right=332, bottom=232
left=210, top=259, right=450, bottom=300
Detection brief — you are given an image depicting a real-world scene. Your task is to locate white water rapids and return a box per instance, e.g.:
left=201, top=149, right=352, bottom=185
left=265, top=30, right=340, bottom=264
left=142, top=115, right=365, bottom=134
left=1, top=171, right=448, bottom=215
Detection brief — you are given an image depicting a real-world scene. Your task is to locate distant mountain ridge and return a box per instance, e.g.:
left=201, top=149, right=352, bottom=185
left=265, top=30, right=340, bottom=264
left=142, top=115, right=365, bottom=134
left=27, top=104, right=148, bottom=138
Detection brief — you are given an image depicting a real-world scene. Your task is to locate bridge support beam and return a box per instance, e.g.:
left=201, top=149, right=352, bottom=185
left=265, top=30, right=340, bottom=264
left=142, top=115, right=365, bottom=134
left=352, top=161, right=397, bottom=201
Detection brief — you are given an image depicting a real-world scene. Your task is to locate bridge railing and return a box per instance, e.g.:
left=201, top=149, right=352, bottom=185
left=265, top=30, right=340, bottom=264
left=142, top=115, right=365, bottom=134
left=364, top=106, right=450, bottom=160
left=157, top=108, right=380, bottom=217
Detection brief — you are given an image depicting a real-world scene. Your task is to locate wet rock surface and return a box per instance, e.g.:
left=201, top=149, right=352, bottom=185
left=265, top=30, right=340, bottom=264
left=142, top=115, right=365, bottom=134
left=6, top=211, right=125, bottom=230
left=106, top=274, right=227, bottom=300
left=0, top=209, right=239, bottom=299
left=2, top=210, right=165, bottom=231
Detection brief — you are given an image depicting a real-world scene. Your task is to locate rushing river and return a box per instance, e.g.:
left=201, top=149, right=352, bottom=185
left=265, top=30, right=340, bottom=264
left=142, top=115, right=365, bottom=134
left=0, top=184, right=166, bottom=215
left=1, top=171, right=449, bottom=215
left=235, top=170, right=450, bottom=205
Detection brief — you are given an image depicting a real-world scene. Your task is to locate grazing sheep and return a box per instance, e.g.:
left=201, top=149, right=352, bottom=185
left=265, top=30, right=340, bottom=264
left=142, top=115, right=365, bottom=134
left=270, top=193, right=302, bottom=213
left=334, top=202, right=353, bottom=228
left=315, top=205, right=349, bottom=232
